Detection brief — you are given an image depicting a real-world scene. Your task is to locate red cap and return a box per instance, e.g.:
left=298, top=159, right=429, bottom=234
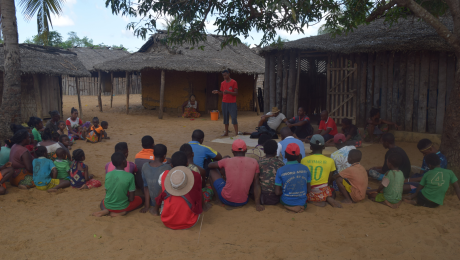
left=334, top=133, right=346, bottom=144
left=285, top=143, right=300, bottom=156
left=232, top=139, right=247, bottom=152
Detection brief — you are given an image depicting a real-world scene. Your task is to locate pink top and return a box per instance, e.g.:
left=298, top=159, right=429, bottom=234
left=218, top=157, right=259, bottom=203
left=10, top=144, right=31, bottom=169
left=105, top=161, right=138, bottom=174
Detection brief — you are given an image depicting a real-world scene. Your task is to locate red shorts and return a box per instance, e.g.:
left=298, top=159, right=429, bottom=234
left=104, top=196, right=143, bottom=213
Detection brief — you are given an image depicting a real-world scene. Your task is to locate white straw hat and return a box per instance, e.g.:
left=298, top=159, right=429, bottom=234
left=164, top=166, right=195, bottom=196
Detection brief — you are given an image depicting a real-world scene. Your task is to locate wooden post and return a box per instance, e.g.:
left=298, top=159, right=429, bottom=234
left=353, top=62, right=358, bottom=125
left=398, top=54, right=407, bottom=129
left=269, top=54, right=276, bottom=109
left=294, top=53, right=301, bottom=116
left=287, top=50, right=296, bottom=118
left=254, top=74, right=260, bottom=115
left=374, top=53, right=382, bottom=109
left=405, top=52, right=415, bottom=131
left=366, top=53, right=374, bottom=119
left=126, top=72, right=130, bottom=114
left=428, top=52, right=438, bottom=133
left=75, top=77, right=82, bottom=118
left=282, top=52, right=289, bottom=114
left=110, top=73, right=114, bottom=108
left=436, top=51, right=447, bottom=134
left=418, top=51, right=430, bottom=133
left=264, top=54, right=270, bottom=113
left=446, top=55, right=456, bottom=106
left=33, top=75, right=43, bottom=119
left=98, top=71, right=103, bottom=112
left=327, top=54, right=331, bottom=115
left=359, top=54, right=367, bottom=127
left=413, top=52, right=421, bottom=131
left=387, top=53, right=394, bottom=122
left=159, top=70, right=165, bottom=119
left=380, top=53, right=388, bottom=120
left=392, top=53, right=400, bottom=123
left=276, top=52, right=283, bottom=109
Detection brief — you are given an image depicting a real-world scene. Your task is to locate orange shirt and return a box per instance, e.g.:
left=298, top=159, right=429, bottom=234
left=135, top=149, right=155, bottom=160
left=339, top=163, right=368, bottom=202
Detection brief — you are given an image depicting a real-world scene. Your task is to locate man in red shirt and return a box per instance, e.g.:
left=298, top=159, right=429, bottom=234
left=308, top=110, right=338, bottom=142
left=212, top=70, right=238, bottom=136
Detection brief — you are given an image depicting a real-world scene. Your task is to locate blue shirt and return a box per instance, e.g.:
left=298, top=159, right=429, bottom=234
left=278, top=137, right=306, bottom=164
left=188, top=141, right=218, bottom=168
left=275, top=161, right=311, bottom=206
left=421, top=151, right=447, bottom=173
left=33, top=157, right=56, bottom=187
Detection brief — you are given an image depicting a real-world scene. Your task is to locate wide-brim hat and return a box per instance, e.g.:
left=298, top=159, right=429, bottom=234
left=164, top=166, right=195, bottom=196
left=271, top=107, right=280, bottom=113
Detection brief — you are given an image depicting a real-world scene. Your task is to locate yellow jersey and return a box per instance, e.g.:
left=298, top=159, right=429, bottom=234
left=301, top=154, right=336, bottom=186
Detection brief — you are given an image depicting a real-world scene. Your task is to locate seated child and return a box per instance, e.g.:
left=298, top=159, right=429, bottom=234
left=105, top=142, right=138, bottom=175
left=139, top=144, right=172, bottom=214
left=33, top=146, right=70, bottom=192
left=0, top=163, right=15, bottom=195
left=404, top=138, right=448, bottom=193
left=257, top=139, right=285, bottom=205
left=275, top=143, right=311, bottom=213
left=404, top=153, right=460, bottom=208
left=54, top=148, right=71, bottom=180
left=58, top=135, right=72, bottom=158
left=93, top=152, right=144, bottom=217
left=301, top=135, right=342, bottom=208
left=152, top=151, right=204, bottom=230
left=366, top=154, right=404, bottom=208
left=333, top=150, right=369, bottom=204
left=70, top=149, right=101, bottom=189
left=86, top=117, right=109, bottom=143
left=134, top=135, right=156, bottom=189
left=57, top=121, right=66, bottom=136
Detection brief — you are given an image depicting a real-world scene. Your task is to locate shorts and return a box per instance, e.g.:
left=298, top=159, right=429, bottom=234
left=36, top=179, right=60, bottom=191
left=323, top=133, right=334, bottom=142
left=213, top=178, right=248, bottom=207
left=104, top=196, right=143, bottom=213
left=307, top=185, right=333, bottom=202
left=369, top=169, right=384, bottom=181
left=222, top=102, right=238, bottom=125
left=416, top=192, right=439, bottom=208
left=280, top=199, right=307, bottom=209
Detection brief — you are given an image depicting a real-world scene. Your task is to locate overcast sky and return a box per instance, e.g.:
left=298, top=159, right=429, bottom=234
left=16, top=0, right=325, bottom=52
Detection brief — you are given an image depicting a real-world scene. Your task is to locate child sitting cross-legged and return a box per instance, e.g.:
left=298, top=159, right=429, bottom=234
left=93, top=152, right=144, bottom=217
left=333, top=150, right=369, bottom=204
left=70, top=149, right=101, bottom=189
left=404, top=153, right=460, bottom=208
left=86, top=117, right=110, bottom=143
left=275, top=143, right=311, bottom=213
left=33, top=146, right=70, bottom=192
left=105, top=142, right=138, bottom=175
left=58, top=135, right=72, bottom=158
left=54, top=148, right=71, bottom=181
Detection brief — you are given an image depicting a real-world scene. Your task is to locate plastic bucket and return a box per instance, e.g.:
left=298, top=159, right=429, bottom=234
left=210, top=111, right=219, bottom=121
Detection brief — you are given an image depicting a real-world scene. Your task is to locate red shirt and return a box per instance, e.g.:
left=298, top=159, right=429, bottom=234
left=220, top=79, right=238, bottom=103
left=319, top=117, right=338, bottom=136
left=217, top=157, right=259, bottom=203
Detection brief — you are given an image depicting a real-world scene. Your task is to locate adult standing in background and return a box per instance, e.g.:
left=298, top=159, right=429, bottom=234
left=213, top=70, right=238, bottom=136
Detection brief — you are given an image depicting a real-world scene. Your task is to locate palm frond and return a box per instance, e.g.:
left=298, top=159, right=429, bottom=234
left=19, top=0, right=64, bottom=43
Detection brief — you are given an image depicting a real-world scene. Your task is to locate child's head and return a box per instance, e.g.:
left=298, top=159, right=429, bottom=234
left=348, top=150, right=362, bottom=164
left=284, top=143, right=300, bottom=162
left=28, top=116, right=43, bottom=129
left=263, top=140, right=278, bottom=157
left=57, top=121, right=66, bottom=130
left=142, top=135, right=154, bottom=149
left=386, top=154, right=403, bottom=170
left=382, top=133, right=395, bottom=149
left=59, top=135, right=70, bottom=147
left=92, top=117, right=100, bottom=126
left=424, top=153, right=441, bottom=170
left=101, top=121, right=108, bottom=130
left=179, top=143, right=194, bottom=160
left=115, top=142, right=128, bottom=158
left=35, top=146, right=48, bottom=158
left=153, top=144, right=167, bottom=160
left=170, top=151, right=188, bottom=168
left=258, top=134, right=271, bottom=146
left=70, top=107, right=78, bottom=119
left=55, top=148, right=67, bottom=160
left=111, top=152, right=127, bottom=169
left=41, top=128, right=53, bottom=141
left=417, top=139, right=436, bottom=156
left=52, top=132, right=60, bottom=142
left=72, top=149, right=85, bottom=162
left=191, top=129, right=205, bottom=143
left=310, top=134, right=325, bottom=152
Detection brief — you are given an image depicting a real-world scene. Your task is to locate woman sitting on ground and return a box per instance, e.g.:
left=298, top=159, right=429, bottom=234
left=8, top=129, right=35, bottom=189
left=38, top=128, right=71, bottom=161
left=66, top=107, right=88, bottom=142
left=45, top=110, right=61, bottom=135
left=182, top=94, right=201, bottom=118
left=364, top=108, right=401, bottom=143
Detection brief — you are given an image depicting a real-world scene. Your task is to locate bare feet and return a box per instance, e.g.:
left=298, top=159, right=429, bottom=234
left=78, top=184, right=89, bottom=190
left=18, top=185, right=28, bottom=190
left=221, top=131, right=229, bottom=137
left=284, top=205, right=305, bottom=213
left=92, top=209, right=110, bottom=217
left=341, top=199, right=353, bottom=204
left=149, top=207, right=159, bottom=216
left=403, top=198, right=417, bottom=205
left=110, top=211, right=127, bottom=217
left=311, top=201, right=327, bottom=207
left=384, top=200, right=402, bottom=209
left=326, top=197, right=343, bottom=208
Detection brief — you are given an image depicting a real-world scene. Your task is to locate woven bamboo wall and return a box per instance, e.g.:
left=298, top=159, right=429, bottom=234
left=61, top=74, right=142, bottom=96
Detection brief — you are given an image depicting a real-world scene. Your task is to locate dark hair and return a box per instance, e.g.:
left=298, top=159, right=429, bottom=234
left=57, top=120, right=66, bottom=126
left=71, top=107, right=78, bottom=114
left=42, top=128, right=53, bottom=141
left=4, top=139, right=14, bottom=148
left=141, top=135, right=154, bottom=148
left=382, top=133, right=395, bottom=144
left=258, top=134, right=271, bottom=145
left=8, top=129, right=30, bottom=145
left=298, top=106, right=305, bottom=112
left=310, top=143, right=324, bottom=151
left=179, top=143, right=193, bottom=158
left=424, top=153, right=441, bottom=167
left=263, top=140, right=278, bottom=156
left=348, top=150, right=362, bottom=164
left=342, top=118, right=352, bottom=126
left=285, top=152, right=299, bottom=162
left=192, top=129, right=204, bottom=141
left=222, top=69, right=230, bottom=74
left=35, top=146, right=48, bottom=157
left=59, top=135, right=69, bottom=143
left=55, top=148, right=66, bottom=159
left=72, top=149, right=85, bottom=161
left=10, top=124, right=26, bottom=134
left=49, top=110, right=60, bottom=117
left=153, top=144, right=167, bottom=158
left=171, top=151, right=188, bottom=167
left=52, top=132, right=60, bottom=141
left=92, top=117, right=99, bottom=122
left=370, top=107, right=380, bottom=118
left=101, top=121, right=108, bottom=127
left=115, top=142, right=128, bottom=154
left=387, top=153, right=403, bottom=168
left=417, top=139, right=432, bottom=151
left=111, top=152, right=127, bottom=168
left=27, top=117, right=42, bottom=128
left=190, top=94, right=196, bottom=99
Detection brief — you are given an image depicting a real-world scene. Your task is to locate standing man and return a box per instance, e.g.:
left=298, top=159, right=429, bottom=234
left=213, top=70, right=238, bottom=136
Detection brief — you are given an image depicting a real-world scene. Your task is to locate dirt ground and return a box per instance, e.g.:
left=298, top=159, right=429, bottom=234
left=1, top=94, right=460, bottom=260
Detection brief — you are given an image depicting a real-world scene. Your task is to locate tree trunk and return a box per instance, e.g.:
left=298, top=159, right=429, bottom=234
left=0, top=0, right=21, bottom=139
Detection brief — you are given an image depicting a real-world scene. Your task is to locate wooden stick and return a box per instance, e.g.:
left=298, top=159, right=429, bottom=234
left=126, top=72, right=130, bottom=114
left=254, top=74, right=260, bottom=115
left=33, top=75, right=43, bottom=119
left=76, top=77, right=82, bottom=118
left=294, top=52, right=301, bottom=116
left=110, top=73, right=114, bottom=108
left=159, top=70, right=165, bottom=119
left=98, top=71, right=103, bottom=112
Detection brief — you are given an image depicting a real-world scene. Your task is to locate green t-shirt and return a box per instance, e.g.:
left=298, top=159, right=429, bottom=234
left=32, top=127, right=42, bottom=142
left=54, top=159, right=71, bottom=180
left=0, top=147, right=11, bottom=167
left=383, top=170, right=404, bottom=204
left=104, top=170, right=136, bottom=210
left=421, top=167, right=458, bottom=205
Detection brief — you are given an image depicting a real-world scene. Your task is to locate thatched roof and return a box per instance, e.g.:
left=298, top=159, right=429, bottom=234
left=94, top=31, right=264, bottom=74
left=0, top=44, right=90, bottom=77
left=70, top=47, right=129, bottom=71
left=261, top=16, right=454, bottom=54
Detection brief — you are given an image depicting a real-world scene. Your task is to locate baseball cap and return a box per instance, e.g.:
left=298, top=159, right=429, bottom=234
left=232, top=139, right=247, bottom=152
left=310, top=134, right=325, bottom=146
left=334, top=133, right=346, bottom=144
left=285, top=143, right=300, bottom=156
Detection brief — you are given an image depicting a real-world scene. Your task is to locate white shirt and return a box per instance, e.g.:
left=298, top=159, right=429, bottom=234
left=277, top=136, right=294, bottom=157
left=185, top=100, right=197, bottom=109
left=266, top=112, right=286, bottom=130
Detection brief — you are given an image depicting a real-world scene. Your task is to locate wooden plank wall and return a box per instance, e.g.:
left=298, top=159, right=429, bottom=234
left=61, top=74, right=142, bottom=96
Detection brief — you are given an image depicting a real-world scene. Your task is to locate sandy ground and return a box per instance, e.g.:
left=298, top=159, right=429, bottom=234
left=1, top=94, right=460, bottom=260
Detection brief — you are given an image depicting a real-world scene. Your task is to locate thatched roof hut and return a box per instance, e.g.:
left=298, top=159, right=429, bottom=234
left=70, top=47, right=129, bottom=72
left=95, top=31, right=265, bottom=117
left=0, top=44, right=90, bottom=121
left=260, top=16, right=456, bottom=135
